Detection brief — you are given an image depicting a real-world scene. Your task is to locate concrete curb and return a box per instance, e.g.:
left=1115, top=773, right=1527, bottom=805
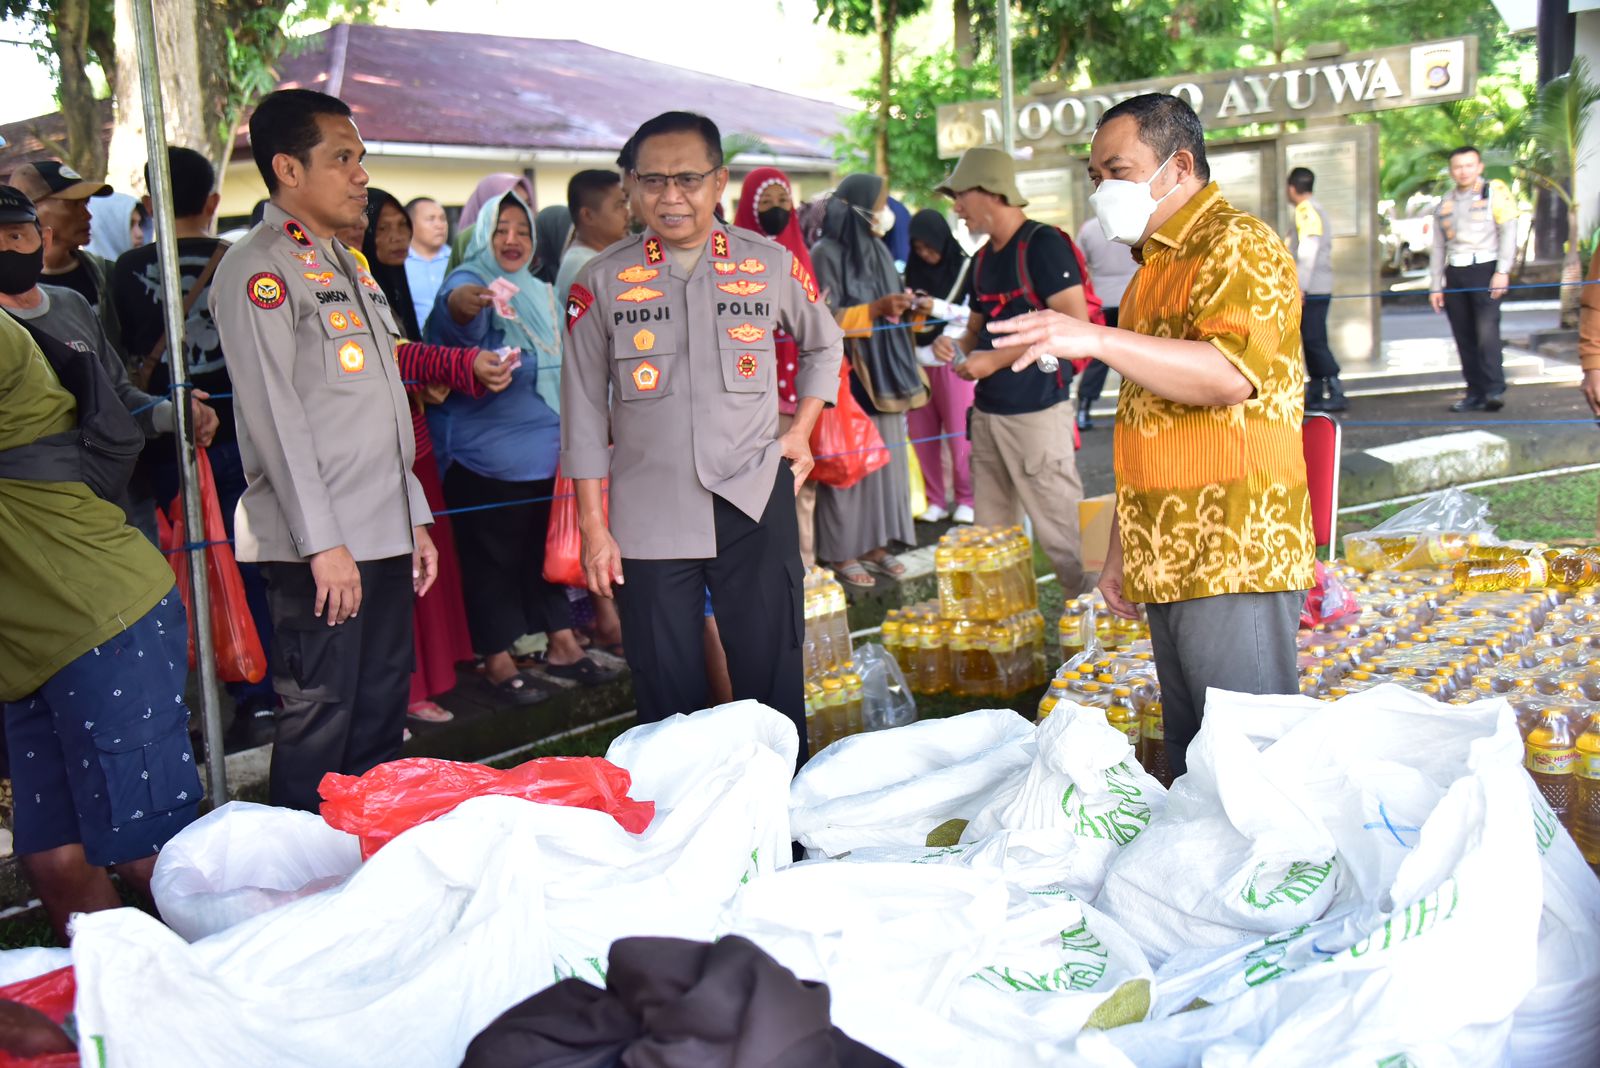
left=1340, top=425, right=1599, bottom=506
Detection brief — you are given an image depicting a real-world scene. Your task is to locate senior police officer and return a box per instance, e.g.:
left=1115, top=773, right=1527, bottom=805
left=1428, top=145, right=1518, bottom=413
left=562, top=111, right=843, bottom=762
left=212, top=88, right=438, bottom=810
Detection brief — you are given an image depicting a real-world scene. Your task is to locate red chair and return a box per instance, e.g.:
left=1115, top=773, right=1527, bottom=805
left=1302, top=413, right=1342, bottom=561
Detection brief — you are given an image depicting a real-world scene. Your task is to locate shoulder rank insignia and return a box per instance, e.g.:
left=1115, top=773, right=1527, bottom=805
left=617, top=285, right=664, bottom=304
left=283, top=219, right=313, bottom=248
left=711, top=231, right=730, bottom=259
left=791, top=257, right=820, bottom=304
left=726, top=322, right=766, bottom=343
left=617, top=264, right=660, bottom=284
left=644, top=237, right=664, bottom=265
left=247, top=272, right=286, bottom=309
left=716, top=279, right=766, bottom=297
left=631, top=360, right=661, bottom=392
left=736, top=352, right=758, bottom=379
left=567, top=283, right=594, bottom=333
left=712, top=262, right=739, bottom=275
left=737, top=257, right=766, bottom=275
left=357, top=274, right=380, bottom=291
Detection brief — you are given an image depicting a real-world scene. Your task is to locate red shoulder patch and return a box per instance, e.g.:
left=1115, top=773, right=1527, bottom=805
left=282, top=219, right=313, bottom=248
left=711, top=231, right=730, bottom=259
left=247, top=272, right=287, bottom=309
left=566, top=283, right=594, bottom=333
left=791, top=257, right=819, bottom=304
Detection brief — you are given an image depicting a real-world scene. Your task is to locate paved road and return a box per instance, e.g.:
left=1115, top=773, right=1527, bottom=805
left=1069, top=380, right=1596, bottom=500
left=1382, top=304, right=1560, bottom=345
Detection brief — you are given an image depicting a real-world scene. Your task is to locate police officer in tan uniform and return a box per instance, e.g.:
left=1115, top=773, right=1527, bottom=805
left=212, top=89, right=438, bottom=810
left=1428, top=145, right=1519, bottom=413
left=562, top=111, right=843, bottom=762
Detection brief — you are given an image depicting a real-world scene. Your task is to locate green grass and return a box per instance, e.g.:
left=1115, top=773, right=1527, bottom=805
left=1339, top=472, right=1600, bottom=546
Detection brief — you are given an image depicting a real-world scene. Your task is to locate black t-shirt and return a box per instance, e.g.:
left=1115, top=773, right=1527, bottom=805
left=972, top=222, right=1083, bottom=415
left=41, top=257, right=101, bottom=308
left=111, top=237, right=236, bottom=446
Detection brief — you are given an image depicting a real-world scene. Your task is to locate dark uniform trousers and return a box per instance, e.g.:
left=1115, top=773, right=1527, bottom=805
left=1442, top=261, right=1505, bottom=399
left=1300, top=295, right=1340, bottom=378
left=618, top=463, right=809, bottom=767
left=262, top=555, right=415, bottom=810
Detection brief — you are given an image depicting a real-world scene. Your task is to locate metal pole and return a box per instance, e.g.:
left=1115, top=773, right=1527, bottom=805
left=131, top=0, right=228, bottom=805
left=997, top=0, right=1016, bottom=154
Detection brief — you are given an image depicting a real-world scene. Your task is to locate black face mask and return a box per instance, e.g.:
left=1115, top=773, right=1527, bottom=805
left=758, top=206, right=791, bottom=237
left=0, top=243, right=43, bottom=296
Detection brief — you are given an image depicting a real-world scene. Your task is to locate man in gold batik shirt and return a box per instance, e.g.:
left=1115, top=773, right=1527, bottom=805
left=988, top=94, right=1314, bottom=777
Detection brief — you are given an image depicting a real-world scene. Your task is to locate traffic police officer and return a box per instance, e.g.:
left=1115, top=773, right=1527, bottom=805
left=213, top=88, right=437, bottom=810
left=1428, top=145, right=1518, bottom=413
left=561, top=111, right=843, bottom=763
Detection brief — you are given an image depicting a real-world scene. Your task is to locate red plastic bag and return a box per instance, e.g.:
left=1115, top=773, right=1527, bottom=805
left=318, top=756, right=655, bottom=859
left=161, top=448, right=268, bottom=683
left=1301, top=560, right=1361, bottom=629
left=809, top=358, right=890, bottom=489
left=543, top=468, right=608, bottom=587
left=0, top=966, right=78, bottom=1067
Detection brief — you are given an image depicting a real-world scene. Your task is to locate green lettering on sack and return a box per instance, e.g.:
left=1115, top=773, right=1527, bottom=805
left=1061, top=767, right=1153, bottom=846
left=1375, top=1054, right=1417, bottom=1067
left=552, top=954, right=608, bottom=983
left=1531, top=795, right=1558, bottom=856
left=915, top=846, right=968, bottom=864
left=1347, top=877, right=1459, bottom=959
left=740, top=847, right=759, bottom=885
left=1240, top=859, right=1337, bottom=910
left=971, top=919, right=1113, bottom=994
left=1242, top=923, right=1310, bottom=987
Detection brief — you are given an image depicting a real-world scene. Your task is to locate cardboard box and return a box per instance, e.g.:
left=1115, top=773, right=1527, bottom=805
left=1079, top=493, right=1116, bottom=572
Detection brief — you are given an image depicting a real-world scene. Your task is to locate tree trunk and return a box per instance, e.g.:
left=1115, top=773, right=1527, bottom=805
left=953, top=0, right=974, bottom=67
left=107, top=0, right=238, bottom=198
left=1044, top=25, right=1071, bottom=84
left=875, top=0, right=896, bottom=183
left=52, top=0, right=108, bottom=182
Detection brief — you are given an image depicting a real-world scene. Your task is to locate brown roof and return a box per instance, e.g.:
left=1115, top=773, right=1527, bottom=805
left=263, top=25, right=851, bottom=162
left=0, top=101, right=115, bottom=176
left=1, top=25, right=852, bottom=177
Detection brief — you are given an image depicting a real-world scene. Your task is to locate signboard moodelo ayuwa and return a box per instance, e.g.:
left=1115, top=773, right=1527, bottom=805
left=935, top=36, right=1477, bottom=158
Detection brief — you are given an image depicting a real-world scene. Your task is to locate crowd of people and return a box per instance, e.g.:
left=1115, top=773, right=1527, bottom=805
left=1, top=87, right=1336, bottom=939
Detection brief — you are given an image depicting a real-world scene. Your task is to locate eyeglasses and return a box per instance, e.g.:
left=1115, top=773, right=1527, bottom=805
left=632, top=168, right=721, bottom=195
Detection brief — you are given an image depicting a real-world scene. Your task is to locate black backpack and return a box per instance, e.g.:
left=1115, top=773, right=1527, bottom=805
left=0, top=313, right=144, bottom=501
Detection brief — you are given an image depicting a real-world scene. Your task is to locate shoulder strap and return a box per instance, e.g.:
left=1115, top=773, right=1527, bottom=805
left=1014, top=220, right=1044, bottom=310
left=137, top=241, right=229, bottom=390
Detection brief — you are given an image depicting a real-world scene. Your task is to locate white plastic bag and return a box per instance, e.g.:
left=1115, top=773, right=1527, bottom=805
left=1092, top=685, right=1549, bottom=1068
left=151, top=801, right=362, bottom=942
left=605, top=699, right=798, bottom=807
left=964, top=704, right=1167, bottom=897
left=789, top=708, right=1035, bottom=857
left=73, top=796, right=559, bottom=1068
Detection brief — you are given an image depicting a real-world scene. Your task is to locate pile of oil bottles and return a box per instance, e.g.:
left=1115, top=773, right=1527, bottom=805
left=880, top=527, right=1050, bottom=700
left=801, top=568, right=863, bottom=754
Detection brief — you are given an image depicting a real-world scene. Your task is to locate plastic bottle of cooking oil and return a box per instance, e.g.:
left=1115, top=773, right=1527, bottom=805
left=804, top=681, right=822, bottom=754
left=1571, top=713, right=1600, bottom=864
left=1549, top=550, right=1600, bottom=594
left=817, top=675, right=844, bottom=750
left=839, top=672, right=864, bottom=737
left=1140, top=701, right=1171, bottom=786
left=880, top=608, right=904, bottom=676
left=1060, top=603, right=1087, bottom=665
left=1453, top=555, right=1549, bottom=593
left=1107, top=686, right=1141, bottom=751
left=1037, top=678, right=1072, bottom=722
left=1525, top=707, right=1578, bottom=821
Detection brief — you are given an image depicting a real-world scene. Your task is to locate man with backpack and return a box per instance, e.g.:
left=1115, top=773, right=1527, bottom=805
left=934, top=147, right=1094, bottom=595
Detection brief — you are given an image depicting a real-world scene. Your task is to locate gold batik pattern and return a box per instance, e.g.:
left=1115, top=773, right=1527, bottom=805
left=1114, top=182, right=1315, bottom=605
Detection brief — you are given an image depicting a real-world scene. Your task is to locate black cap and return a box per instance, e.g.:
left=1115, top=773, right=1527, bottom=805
left=6, top=161, right=112, bottom=203
left=0, top=185, right=39, bottom=225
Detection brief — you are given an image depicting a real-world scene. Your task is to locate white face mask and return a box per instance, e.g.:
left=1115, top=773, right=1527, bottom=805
left=1089, top=152, right=1179, bottom=246
left=872, top=205, right=896, bottom=237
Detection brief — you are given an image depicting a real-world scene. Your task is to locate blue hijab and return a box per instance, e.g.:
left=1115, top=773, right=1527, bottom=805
left=460, top=191, right=562, bottom=412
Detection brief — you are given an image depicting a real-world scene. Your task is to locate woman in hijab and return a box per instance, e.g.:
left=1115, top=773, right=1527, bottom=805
left=734, top=165, right=821, bottom=568
left=807, top=173, right=930, bottom=589
left=361, top=189, right=515, bottom=724
left=533, top=205, right=572, bottom=287
left=904, top=209, right=976, bottom=525
left=426, top=190, right=616, bottom=700
left=86, top=192, right=143, bottom=263
left=450, top=173, right=539, bottom=269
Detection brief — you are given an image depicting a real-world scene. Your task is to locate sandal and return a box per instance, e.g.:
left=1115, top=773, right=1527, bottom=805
left=832, top=560, right=876, bottom=589
left=534, top=655, right=620, bottom=687
left=488, top=672, right=550, bottom=706
left=861, top=553, right=907, bottom=580
left=406, top=701, right=455, bottom=724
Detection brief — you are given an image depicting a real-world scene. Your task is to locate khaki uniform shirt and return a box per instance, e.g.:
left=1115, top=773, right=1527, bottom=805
left=1429, top=180, right=1517, bottom=292
left=213, top=203, right=430, bottom=563
left=1289, top=197, right=1334, bottom=296
left=561, top=226, right=843, bottom=559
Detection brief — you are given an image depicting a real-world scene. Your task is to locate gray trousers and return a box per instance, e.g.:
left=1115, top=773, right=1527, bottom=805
left=1146, top=590, right=1306, bottom=778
